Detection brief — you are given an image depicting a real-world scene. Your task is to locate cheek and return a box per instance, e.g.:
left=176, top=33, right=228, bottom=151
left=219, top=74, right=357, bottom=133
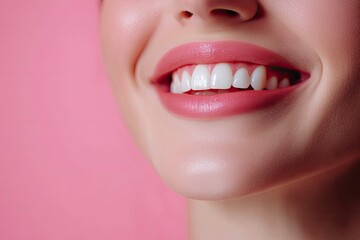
left=270, top=0, right=360, bottom=108
left=100, top=1, right=162, bottom=152
left=273, top=1, right=360, bottom=161
left=100, top=0, right=161, bottom=71
left=271, top=0, right=360, bottom=62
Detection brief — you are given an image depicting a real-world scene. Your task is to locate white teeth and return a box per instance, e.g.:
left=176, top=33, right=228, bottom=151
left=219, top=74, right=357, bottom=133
left=233, top=68, right=250, bottom=89
left=211, top=63, right=233, bottom=89
left=191, top=65, right=211, bottom=90
left=279, top=78, right=290, bottom=88
left=171, top=64, right=293, bottom=94
left=170, top=73, right=182, bottom=94
left=251, top=66, right=267, bottom=91
left=181, top=71, right=191, bottom=92
left=265, top=76, right=278, bottom=90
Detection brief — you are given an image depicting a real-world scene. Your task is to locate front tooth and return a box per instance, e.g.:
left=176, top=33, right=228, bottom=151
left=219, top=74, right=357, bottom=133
left=191, top=65, right=211, bottom=90
left=170, top=73, right=182, bottom=94
left=265, top=76, right=278, bottom=90
left=211, top=63, right=233, bottom=89
left=279, top=78, right=290, bottom=88
left=181, top=71, right=191, bottom=92
left=251, top=66, right=267, bottom=91
left=233, top=68, right=250, bottom=89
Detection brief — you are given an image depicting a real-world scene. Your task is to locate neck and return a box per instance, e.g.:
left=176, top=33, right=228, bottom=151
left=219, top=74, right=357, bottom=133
left=188, top=160, right=360, bottom=240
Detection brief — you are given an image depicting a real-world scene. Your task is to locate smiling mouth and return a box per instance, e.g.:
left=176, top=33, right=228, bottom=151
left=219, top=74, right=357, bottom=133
left=165, top=62, right=302, bottom=95
left=151, top=41, right=309, bottom=118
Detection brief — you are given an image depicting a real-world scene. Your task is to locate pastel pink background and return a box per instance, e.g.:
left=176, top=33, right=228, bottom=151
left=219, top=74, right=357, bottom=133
left=0, top=1, right=187, bottom=239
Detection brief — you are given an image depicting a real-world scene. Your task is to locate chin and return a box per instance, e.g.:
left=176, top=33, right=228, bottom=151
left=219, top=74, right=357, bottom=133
left=141, top=126, right=360, bottom=200
left=144, top=137, right=303, bottom=200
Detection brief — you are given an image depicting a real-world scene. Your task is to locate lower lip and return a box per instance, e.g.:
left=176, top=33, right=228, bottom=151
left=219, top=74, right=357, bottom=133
left=155, top=85, right=300, bottom=118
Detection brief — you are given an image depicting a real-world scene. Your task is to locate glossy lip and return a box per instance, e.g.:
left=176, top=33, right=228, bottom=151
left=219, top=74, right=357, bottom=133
left=151, top=41, right=308, bottom=119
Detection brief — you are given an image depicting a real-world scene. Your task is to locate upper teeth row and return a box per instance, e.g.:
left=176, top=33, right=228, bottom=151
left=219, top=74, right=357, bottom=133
left=170, top=63, right=290, bottom=94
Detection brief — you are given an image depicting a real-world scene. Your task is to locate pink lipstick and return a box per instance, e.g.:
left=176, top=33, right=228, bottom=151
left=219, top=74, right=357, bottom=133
left=151, top=41, right=308, bottom=118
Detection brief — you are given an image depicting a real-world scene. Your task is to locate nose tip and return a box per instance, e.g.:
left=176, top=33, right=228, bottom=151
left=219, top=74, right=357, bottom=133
left=175, top=0, right=259, bottom=24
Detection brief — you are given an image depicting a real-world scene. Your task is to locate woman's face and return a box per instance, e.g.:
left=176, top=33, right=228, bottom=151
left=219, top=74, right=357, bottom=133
left=100, top=0, right=360, bottom=199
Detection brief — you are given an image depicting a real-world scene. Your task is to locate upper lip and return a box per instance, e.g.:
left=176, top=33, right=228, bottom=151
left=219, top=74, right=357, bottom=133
left=150, top=41, right=304, bottom=84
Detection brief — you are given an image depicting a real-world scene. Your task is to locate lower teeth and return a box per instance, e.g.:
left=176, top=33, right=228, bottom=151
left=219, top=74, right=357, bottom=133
left=190, top=88, right=249, bottom=95
left=193, top=91, right=218, bottom=96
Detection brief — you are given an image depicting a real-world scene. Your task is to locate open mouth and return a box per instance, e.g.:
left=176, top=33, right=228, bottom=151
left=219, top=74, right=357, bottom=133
left=162, top=62, right=303, bottom=95
left=151, top=41, right=309, bottom=118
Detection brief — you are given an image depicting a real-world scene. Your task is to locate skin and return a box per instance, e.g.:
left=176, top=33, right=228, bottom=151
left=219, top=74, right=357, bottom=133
left=100, top=0, right=360, bottom=239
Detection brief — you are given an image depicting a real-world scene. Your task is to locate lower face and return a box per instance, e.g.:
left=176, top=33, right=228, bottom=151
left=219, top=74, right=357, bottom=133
left=100, top=0, right=360, bottom=200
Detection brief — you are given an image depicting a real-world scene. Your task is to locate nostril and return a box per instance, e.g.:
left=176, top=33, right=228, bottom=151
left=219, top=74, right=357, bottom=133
left=210, top=9, right=239, bottom=18
left=179, top=11, right=194, bottom=19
